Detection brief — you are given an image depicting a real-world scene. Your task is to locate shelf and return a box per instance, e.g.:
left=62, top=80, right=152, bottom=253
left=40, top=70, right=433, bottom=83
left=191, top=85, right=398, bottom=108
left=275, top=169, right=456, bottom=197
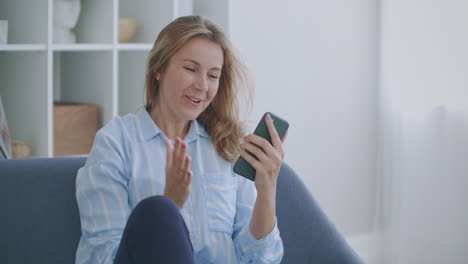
left=0, top=51, right=49, bottom=157
left=193, top=0, right=229, bottom=30
left=0, top=44, right=47, bottom=51
left=0, top=0, right=230, bottom=158
left=57, top=0, right=114, bottom=44
left=117, top=43, right=152, bottom=51
left=52, top=44, right=113, bottom=51
left=119, top=0, right=176, bottom=43
left=118, top=50, right=148, bottom=115
left=53, top=51, right=114, bottom=126
left=0, top=0, right=48, bottom=44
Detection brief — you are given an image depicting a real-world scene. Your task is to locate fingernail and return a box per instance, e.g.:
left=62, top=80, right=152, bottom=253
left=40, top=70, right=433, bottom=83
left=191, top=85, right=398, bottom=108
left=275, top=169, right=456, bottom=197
left=267, top=113, right=272, bottom=120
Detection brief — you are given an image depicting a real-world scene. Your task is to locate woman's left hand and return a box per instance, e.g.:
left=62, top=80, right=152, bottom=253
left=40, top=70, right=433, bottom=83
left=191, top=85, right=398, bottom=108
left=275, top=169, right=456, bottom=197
left=240, top=114, right=287, bottom=197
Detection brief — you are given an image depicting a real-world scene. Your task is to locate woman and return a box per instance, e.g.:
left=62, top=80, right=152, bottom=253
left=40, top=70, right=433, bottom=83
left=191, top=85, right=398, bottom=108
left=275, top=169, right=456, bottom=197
left=75, top=15, right=285, bottom=264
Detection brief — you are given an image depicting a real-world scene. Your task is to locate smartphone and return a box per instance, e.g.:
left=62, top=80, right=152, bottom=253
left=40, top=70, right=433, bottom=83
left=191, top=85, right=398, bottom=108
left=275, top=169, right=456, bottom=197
left=233, top=112, right=289, bottom=181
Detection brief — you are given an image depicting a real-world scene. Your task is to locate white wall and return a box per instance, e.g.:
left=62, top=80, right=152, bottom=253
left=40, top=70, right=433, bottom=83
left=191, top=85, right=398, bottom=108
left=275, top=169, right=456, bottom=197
left=228, top=0, right=379, bottom=237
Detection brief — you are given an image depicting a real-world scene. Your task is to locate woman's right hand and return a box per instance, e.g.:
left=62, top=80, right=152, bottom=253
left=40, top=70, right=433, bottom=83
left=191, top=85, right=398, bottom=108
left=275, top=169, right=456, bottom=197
left=163, top=137, right=192, bottom=209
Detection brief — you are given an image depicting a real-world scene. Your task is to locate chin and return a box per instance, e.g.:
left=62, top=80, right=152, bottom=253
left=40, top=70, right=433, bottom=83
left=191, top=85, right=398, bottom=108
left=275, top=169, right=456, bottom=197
left=180, top=104, right=209, bottom=121
left=182, top=111, right=202, bottom=121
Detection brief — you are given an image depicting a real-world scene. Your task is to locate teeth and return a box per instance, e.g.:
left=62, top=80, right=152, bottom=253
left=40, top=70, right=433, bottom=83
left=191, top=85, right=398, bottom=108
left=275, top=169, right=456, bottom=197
left=189, top=97, right=200, bottom=103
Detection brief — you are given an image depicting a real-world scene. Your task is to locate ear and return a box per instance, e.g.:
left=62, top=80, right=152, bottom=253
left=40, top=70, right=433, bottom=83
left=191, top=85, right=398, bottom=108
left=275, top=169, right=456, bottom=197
left=155, top=71, right=161, bottom=81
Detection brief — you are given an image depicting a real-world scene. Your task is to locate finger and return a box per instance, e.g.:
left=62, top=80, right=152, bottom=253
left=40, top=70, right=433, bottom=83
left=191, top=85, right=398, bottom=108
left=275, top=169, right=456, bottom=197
left=265, top=113, right=282, bottom=149
left=281, top=131, right=288, bottom=144
left=241, top=142, right=270, bottom=163
left=240, top=149, right=262, bottom=171
left=185, top=170, right=193, bottom=185
left=244, top=134, right=276, bottom=157
left=173, top=137, right=182, bottom=160
left=245, top=134, right=284, bottom=162
left=182, top=155, right=191, bottom=173
left=177, top=141, right=188, bottom=167
left=165, top=139, right=173, bottom=167
left=173, top=138, right=186, bottom=167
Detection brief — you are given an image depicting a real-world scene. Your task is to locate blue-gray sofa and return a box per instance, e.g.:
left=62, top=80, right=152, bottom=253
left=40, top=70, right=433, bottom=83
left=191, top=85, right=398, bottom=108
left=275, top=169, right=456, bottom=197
left=0, top=157, right=363, bottom=263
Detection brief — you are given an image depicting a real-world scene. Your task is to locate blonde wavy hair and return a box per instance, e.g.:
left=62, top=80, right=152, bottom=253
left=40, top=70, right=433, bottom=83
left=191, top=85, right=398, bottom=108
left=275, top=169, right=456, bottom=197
left=144, top=15, right=252, bottom=162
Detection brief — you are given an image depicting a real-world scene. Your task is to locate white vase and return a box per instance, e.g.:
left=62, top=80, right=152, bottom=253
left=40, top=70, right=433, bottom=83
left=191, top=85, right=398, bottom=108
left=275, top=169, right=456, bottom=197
left=54, top=0, right=81, bottom=28
left=54, top=26, right=76, bottom=43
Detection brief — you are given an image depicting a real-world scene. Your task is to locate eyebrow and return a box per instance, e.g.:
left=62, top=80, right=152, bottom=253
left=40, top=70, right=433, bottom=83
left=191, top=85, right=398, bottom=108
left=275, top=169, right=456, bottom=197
left=183, top=58, right=222, bottom=72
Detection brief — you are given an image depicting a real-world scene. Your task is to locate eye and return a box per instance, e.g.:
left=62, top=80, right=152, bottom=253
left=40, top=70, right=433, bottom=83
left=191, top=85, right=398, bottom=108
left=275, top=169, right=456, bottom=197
left=208, top=74, right=219, bottom=79
left=184, top=66, right=195, bottom=72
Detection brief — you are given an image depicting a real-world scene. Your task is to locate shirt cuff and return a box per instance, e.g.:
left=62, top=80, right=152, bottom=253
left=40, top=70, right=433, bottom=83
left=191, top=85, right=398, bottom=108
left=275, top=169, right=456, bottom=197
left=243, top=217, right=281, bottom=251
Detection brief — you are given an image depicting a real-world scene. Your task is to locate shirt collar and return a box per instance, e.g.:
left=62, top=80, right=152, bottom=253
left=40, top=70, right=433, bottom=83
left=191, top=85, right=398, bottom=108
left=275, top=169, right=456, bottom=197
left=137, top=109, right=209, bottom=142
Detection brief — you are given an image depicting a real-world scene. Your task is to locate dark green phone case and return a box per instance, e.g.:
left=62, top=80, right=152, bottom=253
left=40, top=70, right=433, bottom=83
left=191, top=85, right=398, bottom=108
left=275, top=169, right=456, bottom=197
left=233, top=112, right=289, bottom=181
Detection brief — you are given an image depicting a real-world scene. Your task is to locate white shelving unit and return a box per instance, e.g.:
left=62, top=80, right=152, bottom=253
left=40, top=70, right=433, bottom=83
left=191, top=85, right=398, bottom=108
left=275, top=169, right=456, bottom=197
left=0, top=0, right=228, bottom=157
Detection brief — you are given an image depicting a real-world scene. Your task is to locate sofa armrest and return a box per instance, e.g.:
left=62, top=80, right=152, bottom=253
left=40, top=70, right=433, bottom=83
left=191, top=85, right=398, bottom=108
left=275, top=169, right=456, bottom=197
left=276, top=163, right=364, bottom=263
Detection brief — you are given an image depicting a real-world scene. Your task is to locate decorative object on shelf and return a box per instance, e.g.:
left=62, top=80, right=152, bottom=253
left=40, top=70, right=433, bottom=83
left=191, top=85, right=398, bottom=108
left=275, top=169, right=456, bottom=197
left=54, top=103, right=100, bottom=157
left=12, top=140, right=32, bottom=159
left=0, top=96, right=12, bottom=159
left=53, top=0, right=81, bottom=43
left=0, top=20, right=7, bottom=44
left=119, top=18, right=138, bottom=43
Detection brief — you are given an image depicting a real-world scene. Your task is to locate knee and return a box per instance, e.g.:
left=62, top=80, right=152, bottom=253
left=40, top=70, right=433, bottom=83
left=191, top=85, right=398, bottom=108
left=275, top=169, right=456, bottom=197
left=130, top=195, right=180, bottom=225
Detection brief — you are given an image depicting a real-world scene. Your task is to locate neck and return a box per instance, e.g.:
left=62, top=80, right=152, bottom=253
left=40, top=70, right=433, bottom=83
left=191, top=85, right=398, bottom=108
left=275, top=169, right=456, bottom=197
left=149, top=105, right=191, bottom=140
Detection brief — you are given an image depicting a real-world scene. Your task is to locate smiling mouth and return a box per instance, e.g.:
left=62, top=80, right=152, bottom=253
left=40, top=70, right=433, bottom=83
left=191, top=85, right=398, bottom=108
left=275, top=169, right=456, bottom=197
left=186, top=96, right=202, bottom=103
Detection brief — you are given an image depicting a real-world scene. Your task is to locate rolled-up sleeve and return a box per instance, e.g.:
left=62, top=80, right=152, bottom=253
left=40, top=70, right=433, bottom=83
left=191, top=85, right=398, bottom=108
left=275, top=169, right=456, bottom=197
left=232, top=176, right=284, bottom=263
left=75, top=123, right=131, bottom=264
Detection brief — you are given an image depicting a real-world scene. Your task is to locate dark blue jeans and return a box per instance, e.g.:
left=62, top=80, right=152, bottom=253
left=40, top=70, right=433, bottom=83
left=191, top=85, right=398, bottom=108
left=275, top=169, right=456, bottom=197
left=114, top=195, right=195, bottom=264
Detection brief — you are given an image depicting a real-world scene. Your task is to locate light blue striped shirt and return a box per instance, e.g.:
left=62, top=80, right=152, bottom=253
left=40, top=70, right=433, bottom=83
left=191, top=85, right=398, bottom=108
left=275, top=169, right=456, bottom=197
left=75, top=110, right=283, bottom=263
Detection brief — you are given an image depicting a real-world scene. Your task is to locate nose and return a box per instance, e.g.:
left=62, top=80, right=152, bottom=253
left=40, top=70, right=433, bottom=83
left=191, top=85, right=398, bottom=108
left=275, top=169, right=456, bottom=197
left=195, top=74, right=209, bottom=92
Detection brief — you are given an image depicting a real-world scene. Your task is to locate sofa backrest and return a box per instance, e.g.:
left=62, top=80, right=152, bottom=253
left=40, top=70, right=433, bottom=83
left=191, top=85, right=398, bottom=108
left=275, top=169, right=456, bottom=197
left=1, top=157, right=85, bottom=263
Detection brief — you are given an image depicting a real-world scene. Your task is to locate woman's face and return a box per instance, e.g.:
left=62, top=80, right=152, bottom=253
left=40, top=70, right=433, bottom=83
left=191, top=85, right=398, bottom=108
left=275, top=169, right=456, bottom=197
left=155, top=37, right=223, bottom=122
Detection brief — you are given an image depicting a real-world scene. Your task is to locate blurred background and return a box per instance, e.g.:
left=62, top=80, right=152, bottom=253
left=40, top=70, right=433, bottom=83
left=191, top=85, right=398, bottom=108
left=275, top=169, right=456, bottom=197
left=236, top=1, right=468, bottom=263
left=1, top=0, right=467, bottom=263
